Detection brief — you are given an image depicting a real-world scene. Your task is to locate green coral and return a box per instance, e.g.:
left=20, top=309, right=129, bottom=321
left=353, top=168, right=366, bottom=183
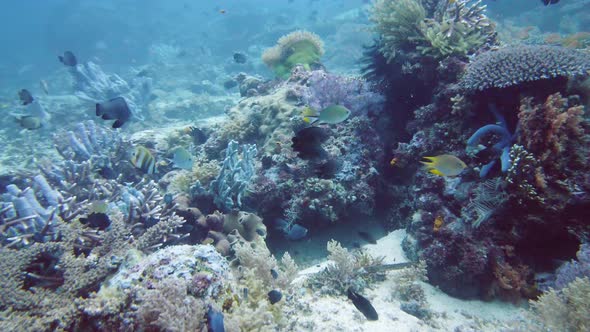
left=371, top=0, right=495, bottom=61
left=262, top=30, right=324, bottom=79
left=418, top=20, right=486, bottom=58
left=371, top=0, right=426, bottom=62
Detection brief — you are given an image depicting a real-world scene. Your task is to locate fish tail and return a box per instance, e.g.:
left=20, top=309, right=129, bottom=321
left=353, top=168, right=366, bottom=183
left=420, top=160, right=435, bottom=167
left=429, top=169, right=444, bottom=176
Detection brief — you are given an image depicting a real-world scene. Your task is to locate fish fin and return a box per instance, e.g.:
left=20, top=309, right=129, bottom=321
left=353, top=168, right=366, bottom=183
left=58, top=55, right=64, bottom=64
left=112, top=119, right=125, bottom=128
left=429, top=169, right=444, bottom=176
left=422, top=156, right=437, bottom=161
left=420, top=161, right=434, bottom=167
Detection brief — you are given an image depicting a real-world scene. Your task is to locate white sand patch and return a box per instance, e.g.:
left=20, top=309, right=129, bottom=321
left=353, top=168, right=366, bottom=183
left=290, top=229, right=521, bottom=331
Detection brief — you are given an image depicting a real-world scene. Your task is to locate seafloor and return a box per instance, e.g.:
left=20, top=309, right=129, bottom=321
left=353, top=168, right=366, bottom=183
left=1, top=1, right=590, bottom=331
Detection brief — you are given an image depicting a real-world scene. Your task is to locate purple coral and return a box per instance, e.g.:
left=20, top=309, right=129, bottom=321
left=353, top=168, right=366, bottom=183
left=554, top=243, right=590, bottom=290
left=301, top=70, right=384, bottom=116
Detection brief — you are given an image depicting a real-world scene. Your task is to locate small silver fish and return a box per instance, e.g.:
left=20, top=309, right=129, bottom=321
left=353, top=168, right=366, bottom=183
left=169, top=146, right=194, bottom=170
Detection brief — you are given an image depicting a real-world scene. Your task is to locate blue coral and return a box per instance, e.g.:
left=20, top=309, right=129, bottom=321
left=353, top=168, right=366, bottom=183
left=467, top=105, right=515, bottom=177
left=0, top=175, right=62, bottom=247
left=209, top=140, right=257, bottom=211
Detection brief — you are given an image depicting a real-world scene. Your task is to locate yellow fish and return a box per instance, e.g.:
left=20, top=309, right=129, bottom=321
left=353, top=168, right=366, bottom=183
left=130, top=146, right=157, bottom=174
left=421, top=154, right=467, bottom=177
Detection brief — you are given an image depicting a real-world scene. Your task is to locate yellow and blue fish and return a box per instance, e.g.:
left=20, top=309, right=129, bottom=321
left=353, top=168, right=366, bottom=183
left=130, top=146, right=157, bottom=174
left=421, top=154, right=467, bottom=177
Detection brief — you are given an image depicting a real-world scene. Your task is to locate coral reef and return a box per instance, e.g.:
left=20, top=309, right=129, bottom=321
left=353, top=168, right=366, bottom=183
left=208, top=140, right=257, bottom=211
left=460, top=45, right=590, bottom=91
left=300, top=69, right=384, bottom=115
left=509, top=93, right=590, bottom=209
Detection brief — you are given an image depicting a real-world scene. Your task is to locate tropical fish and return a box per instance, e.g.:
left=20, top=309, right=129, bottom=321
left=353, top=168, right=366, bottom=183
left=79, top=211, right=111, bottom=230
left=267, top=290, right=282, bottom=304
left=169, top=146, right=194, bottom=170
left=274, top=219, right=308, bottom=240
left=185, top=126, right=208, bottom=145
left=347, top=287, right=378, bottom=321
left=18, top=89, right=34, bottom=105
left=58, top=51, right=77, bottom=66
left=233, top=52, right=247, bottom=64
left=16, top=115, right=42, bottom=130
left=421, top=154, right=467, bottom=177
left=302, top=105, right=351, bottom=125
left=291, top=126, right=329, bottom=160
left=40, top=80, right=49, bottom=95
left=96, top=96, right=131, bottom=128
left=270, top=268, right=279, bottom=280
left=541, top=0, right=559, bottom=5
left=130, top=146, right=157, bottom=174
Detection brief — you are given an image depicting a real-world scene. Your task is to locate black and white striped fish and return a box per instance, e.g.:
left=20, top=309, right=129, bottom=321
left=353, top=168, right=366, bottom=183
left=130, top=146, right=156, bottom=174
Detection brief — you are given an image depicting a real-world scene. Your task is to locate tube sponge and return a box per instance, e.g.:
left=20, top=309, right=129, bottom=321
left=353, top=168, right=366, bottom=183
left=262, top=30, right=324, bottom=78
